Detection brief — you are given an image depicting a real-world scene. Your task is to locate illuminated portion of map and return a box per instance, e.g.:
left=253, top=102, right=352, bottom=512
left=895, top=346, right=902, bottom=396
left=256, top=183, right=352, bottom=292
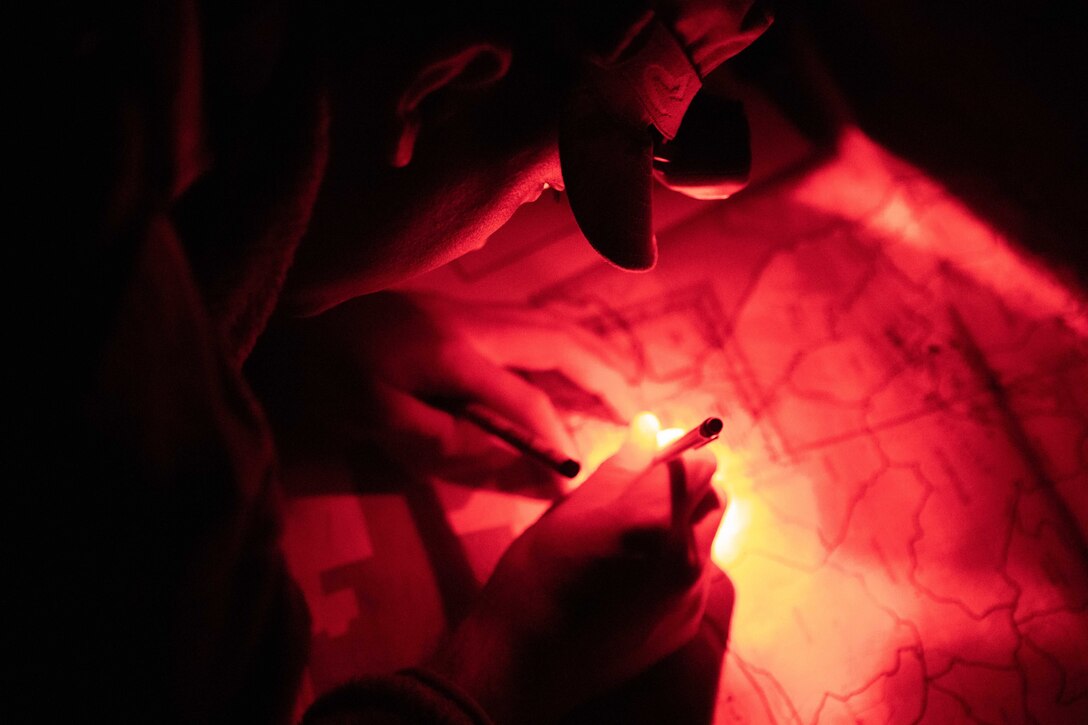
left=282, top=130, right=1088, bottom=722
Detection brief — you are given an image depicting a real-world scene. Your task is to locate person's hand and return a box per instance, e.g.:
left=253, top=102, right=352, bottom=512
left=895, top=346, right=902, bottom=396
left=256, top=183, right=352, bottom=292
left=563, top=565, right=735, bottom=724
left=428, top=414, right=730, bottom=723
left=247, top=291, right=579, bottom=491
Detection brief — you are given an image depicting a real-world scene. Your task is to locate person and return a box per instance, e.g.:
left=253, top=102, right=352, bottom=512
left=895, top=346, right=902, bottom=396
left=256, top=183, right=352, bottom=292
left=20, top=1, right=770, bottom=722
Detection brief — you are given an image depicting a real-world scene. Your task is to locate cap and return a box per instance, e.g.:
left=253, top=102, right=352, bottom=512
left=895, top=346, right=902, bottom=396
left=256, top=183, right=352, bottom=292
left=559, top=0, right=772, bottom=270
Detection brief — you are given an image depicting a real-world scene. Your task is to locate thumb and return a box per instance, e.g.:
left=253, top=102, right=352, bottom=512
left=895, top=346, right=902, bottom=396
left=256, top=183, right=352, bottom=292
left=613, top=412, right=661, bottom=470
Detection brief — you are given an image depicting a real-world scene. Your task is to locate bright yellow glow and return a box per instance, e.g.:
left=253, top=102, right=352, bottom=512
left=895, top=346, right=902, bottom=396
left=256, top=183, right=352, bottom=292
left=711, top=489, right=750, bottom=567
left=579, top=410, right=755, bottom=569
left=708, top=442, right=754, bottom=568
left=650, top=413, right=755, bottom=568
left=656, top=426, right=685, bottom=447
left=631, top=411, right=661, bottom=445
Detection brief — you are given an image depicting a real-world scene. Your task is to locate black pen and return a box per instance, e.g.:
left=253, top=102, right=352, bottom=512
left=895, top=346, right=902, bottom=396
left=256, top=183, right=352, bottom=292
left=442, top=400, right=581, bottom=479
left=652, top=417, right=723, bottom=465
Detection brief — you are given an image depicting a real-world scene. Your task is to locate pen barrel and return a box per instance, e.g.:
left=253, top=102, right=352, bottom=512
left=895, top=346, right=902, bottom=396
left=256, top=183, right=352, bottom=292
left=653, top=428, right=708, bottom=464
left=652, top=417, right=722, bottom=465
left=459, top=403, right=581, bottom=479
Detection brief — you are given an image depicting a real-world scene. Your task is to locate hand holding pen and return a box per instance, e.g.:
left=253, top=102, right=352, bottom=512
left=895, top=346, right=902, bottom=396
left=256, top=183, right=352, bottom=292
left=650, top=416, right=724, bottom=575
left=432, top=407, right=724, bottom=581
left=433, top=411, right=728, bottom=721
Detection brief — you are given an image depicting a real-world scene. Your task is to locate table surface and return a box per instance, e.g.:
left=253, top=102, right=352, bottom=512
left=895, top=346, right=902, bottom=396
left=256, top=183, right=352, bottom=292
left=281, top=123, right=1088, bottom=723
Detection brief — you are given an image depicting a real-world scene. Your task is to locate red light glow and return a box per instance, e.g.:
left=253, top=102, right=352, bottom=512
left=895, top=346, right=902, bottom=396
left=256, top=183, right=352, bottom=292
left=284, top=128, right=1088, bottom=722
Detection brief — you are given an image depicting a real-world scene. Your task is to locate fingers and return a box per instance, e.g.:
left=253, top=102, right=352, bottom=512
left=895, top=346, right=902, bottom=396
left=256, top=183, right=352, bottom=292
left=676, top=447, right=718, bottom=519
left=689, top=489, right=726, bottom=571
left=434, top=344, right=580, bottom=463
left=661, top=447, right=718, bottom=521
left=602, top=422, right=717, bottom=513
left=600, top=442, right=721, bottom=585
left=661, top=448, right=720, bottom=582
left=370, top=382, right=507, bottom=465
left=678, top=448, right=723, bottom=576
left=612, top=411, right=661, bottom=470
left=370, top=382, right=570, bottom=493
left=700, top=567, right=735, bottom=649
left=441, top=299, right=642, bottom=421
left=566, top=413, right=663, bottom=509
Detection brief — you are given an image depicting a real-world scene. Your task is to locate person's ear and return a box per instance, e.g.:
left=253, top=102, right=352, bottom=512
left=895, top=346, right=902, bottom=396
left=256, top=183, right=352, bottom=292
left=389, top=42, right=512, bottom=168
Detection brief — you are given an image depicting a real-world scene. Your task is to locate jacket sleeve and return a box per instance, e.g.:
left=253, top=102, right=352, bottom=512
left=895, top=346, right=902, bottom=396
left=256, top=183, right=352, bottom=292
left=301, top=669, right=495, bottom=725
left=15, top=2, right=311, bottom=722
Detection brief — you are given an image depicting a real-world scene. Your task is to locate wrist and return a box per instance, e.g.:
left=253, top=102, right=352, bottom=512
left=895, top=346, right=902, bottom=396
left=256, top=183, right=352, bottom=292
left=398, top=667, right=496, bottom=725
left=426, top=609, right=555, bottom=725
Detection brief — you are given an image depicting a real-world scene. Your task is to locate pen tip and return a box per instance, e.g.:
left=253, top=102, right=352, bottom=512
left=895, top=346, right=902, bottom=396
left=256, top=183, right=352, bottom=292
left=700, top=418, right=724, bottom=437
left=558, top=460, right=582, bottom=479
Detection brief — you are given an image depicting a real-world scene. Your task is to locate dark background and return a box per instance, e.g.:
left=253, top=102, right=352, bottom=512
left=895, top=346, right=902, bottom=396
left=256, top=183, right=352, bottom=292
left=730, top=0, right=1088, bottom=291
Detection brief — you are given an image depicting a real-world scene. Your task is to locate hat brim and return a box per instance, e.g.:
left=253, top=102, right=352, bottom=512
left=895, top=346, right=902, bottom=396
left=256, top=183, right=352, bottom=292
left=559, top=91, right=657, bottom=271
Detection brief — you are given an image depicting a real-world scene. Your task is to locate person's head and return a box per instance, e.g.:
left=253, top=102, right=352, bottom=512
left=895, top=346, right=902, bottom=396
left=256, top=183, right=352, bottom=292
left=284, top=0, right=771, bottom=316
